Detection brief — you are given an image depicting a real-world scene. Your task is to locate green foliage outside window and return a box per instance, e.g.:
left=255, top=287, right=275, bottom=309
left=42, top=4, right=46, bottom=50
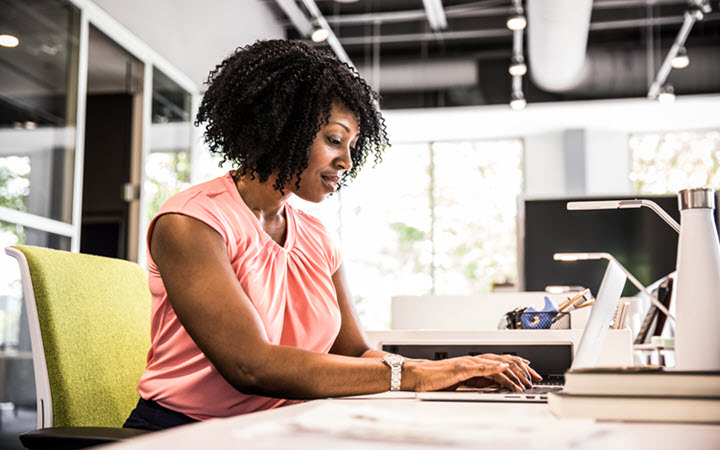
left=145, top=152, right=191, bottom=224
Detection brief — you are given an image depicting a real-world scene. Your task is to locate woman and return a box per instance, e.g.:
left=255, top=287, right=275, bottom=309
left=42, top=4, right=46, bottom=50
left=125, top=39, right=540, bottom=431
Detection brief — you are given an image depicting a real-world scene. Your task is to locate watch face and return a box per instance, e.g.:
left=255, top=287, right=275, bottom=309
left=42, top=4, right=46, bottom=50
left=384, top=354, right=404, bottom=366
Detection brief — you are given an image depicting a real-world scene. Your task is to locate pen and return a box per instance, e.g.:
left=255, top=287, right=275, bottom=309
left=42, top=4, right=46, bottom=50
left=574, top=300, right=595, bottom=310
left=559, top=288, right=590, bottom=312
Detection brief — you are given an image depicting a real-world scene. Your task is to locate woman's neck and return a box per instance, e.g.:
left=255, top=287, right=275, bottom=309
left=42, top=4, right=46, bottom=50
left=233, top=171, right=292, bottom=222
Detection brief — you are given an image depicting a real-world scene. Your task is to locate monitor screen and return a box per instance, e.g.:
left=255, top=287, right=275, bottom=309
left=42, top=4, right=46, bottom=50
left=519, top=194, right=720, bottom=296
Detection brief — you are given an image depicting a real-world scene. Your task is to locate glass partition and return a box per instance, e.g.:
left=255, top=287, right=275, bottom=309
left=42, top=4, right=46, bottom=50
left=1, top=220, right=71, bottom=349
left=0, top=0, right=80, bottom=223
left=144, top=68, right=192, bottom=228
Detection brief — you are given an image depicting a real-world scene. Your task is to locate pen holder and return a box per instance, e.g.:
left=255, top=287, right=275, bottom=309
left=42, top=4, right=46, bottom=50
left=519, top=311, right=571, bottom=330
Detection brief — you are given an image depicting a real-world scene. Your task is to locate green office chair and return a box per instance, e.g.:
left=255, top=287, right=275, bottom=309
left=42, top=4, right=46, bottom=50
left=5, top=245, right=153, bottom=449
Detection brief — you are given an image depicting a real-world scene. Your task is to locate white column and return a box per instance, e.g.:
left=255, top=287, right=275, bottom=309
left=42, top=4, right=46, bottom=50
left=524, top=132, right=566, bottom=196
left=584, top=129, right=631, bottom=195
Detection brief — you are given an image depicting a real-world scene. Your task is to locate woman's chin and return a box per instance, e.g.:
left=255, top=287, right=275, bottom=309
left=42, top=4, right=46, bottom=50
left=295, top=192, right=329, bottom=204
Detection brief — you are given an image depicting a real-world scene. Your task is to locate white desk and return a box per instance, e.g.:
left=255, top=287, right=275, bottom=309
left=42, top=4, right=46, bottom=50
left=102, top=395, right=720, bottom=450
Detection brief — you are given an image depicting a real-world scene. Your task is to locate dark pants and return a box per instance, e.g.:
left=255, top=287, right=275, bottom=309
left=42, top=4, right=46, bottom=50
left=124, top=397, right=199, bottom=431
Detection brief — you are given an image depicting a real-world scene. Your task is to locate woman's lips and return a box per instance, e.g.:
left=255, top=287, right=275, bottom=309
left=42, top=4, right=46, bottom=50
left=321, top=174, right=339, bottom=191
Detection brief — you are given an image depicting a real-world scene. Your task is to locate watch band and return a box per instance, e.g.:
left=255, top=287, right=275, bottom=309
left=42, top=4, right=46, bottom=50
left=382, top=353, right=404, bottom=391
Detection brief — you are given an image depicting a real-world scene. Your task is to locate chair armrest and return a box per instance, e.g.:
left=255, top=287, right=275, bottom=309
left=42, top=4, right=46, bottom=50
left=19, top=426, right=152, bottom=450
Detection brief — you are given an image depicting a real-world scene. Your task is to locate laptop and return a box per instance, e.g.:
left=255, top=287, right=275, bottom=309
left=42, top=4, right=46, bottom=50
left=416, top=260, right=628, bottom=403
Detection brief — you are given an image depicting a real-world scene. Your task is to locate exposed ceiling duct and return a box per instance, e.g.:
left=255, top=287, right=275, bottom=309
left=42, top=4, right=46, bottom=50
left=566, top=46, right=720, bottom=97
left=527, top=0, right=594, bottom=92
left=269, top=0, right=720, bottom=108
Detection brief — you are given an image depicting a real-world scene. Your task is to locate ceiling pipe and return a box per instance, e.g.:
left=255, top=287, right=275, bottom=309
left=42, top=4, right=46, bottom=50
left=355, top=44, right=720, bottom=94
left=562, top=46, right=720, bottom=96
left=299, top=0, right=353, bottom=66
left=275, top=0, right=313, bottom=37
left=320, top=0, right=686, bottom=26
left=527, top=0, right=594, bottom=92
left=275, top=0, right=353, bottom=67
left=316, top=13, right=720, bottom=47
left=422, top=0, right=448, bottom=31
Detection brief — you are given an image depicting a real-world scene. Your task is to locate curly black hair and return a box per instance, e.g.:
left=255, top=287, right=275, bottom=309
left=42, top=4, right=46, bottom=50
left=195, top=39, right=389, bottom=193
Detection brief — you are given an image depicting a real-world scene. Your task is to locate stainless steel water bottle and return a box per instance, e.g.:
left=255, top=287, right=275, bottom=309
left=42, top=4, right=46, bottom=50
left=674, top=187, right=720, bottom=370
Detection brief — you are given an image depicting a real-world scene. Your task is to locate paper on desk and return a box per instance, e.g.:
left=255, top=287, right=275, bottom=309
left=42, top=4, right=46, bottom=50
left=232, top=402, right=604, bottom=448
left=340, top=391, right=417, bottom=400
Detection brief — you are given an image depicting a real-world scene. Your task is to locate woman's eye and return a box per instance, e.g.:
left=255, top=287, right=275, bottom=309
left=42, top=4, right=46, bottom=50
left=328, top=137, right=342, bottom=146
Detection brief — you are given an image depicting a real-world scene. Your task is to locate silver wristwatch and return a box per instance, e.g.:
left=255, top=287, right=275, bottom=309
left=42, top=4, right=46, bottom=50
left=382, top=353, right=405, bottom=391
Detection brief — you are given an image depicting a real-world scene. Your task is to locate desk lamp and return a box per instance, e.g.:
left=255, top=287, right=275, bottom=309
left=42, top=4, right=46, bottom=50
left=566, top=199, right=680, bottom=232
left=553, top=252, right=675, bottom=322
left=565, top=190, right=720, bottom=370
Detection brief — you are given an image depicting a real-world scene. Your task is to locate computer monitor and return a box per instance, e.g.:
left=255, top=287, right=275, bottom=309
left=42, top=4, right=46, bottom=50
left=518, top=193, right=720, bottom=296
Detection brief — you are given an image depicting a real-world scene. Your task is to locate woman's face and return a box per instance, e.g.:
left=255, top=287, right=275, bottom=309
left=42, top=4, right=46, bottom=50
left=292, top=100, right=359, bottom=203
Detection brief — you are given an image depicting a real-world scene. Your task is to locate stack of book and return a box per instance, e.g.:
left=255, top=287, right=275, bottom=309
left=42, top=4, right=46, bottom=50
left=548, top=366, right=720, bottom=423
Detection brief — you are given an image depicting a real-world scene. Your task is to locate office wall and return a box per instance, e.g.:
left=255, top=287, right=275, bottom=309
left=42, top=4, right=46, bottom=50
left=91, top=0, right=285, bottom=89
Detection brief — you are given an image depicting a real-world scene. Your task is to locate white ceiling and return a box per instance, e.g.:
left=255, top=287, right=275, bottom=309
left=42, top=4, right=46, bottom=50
left=91, top=0, right=285, bottom=90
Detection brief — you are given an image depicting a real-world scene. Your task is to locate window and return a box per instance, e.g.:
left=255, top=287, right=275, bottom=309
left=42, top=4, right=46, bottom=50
left=294, top=139, right=524, bottom=329
left=143, top=68, right=193, bottom=237
left=630, top=130, right=720, bottom=195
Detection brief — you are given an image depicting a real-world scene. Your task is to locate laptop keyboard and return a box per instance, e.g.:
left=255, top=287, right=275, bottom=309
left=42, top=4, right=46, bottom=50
left=522, top=386, right=563, bottom=395
left=493, top=385, right=563, bottom=395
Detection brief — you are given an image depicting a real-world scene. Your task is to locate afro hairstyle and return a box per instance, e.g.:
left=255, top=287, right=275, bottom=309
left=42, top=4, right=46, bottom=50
left=195, top=39, right=389, bottom=193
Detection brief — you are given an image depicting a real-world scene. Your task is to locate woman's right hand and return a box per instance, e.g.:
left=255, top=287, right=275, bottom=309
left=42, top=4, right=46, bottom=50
left=405, top=354, right=541, bottom=392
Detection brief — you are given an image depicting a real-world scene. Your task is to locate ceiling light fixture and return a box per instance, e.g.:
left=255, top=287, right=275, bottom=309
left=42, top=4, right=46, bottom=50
left=509, top=91, right=526, bottom=111
left=506, top=14, right=526, bottom=31
left=299, top=0, right=353, bottom=66
left=658, top=85, right=676, bottom=104
left=647, top=1, right=709, bottom=99
left=311, top=26, right=330, bottom=42
left=508, top=1, right=527, bottom=111
left=508, top=56, right=527, bottom=76
left=506, top=8, right=526, bottom=31
left=671, top=46, right=689, bottom=69
left=0, top=34, right=19, bottom=48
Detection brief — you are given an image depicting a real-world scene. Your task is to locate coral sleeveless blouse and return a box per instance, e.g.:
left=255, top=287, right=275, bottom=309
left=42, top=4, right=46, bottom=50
left=136, top=171, right=342, bottom=420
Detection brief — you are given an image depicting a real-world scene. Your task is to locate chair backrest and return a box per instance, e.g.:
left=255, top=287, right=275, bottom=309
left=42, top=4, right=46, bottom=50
left=5, top=245, right=151, bottom=429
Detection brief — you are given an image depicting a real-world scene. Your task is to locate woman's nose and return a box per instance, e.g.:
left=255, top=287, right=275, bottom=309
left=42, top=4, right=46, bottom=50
left=336, top=146, right=353, bottom=171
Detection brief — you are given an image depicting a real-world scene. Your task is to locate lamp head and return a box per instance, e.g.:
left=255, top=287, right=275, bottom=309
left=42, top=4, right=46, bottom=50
left=553, top=252, right=611, bottom=262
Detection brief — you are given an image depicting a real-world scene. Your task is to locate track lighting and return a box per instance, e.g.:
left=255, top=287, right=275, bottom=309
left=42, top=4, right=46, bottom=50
left=658, top=85, right=676, bottom=104
left=509, top=91, right=526, bottom=111
left=0, top=34, right=19, bottom=47
left=506, top=13, right=527, bottom=31
left=671, top=47, right=689, bottom=69
left=509, top=56, right=527, bottom=76
left=311, top=26, right=329, bottom=43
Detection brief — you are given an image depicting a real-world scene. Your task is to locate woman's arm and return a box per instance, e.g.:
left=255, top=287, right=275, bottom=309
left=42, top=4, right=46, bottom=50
left=327, top=264, right=374, bottom=358
left=151, top=213, right=522, bottom=399
left=328, top=263, right=543, bottom=391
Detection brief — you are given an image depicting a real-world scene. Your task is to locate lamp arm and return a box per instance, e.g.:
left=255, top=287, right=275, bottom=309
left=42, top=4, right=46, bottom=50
left=605, top=254, right=677, bottom=323
left=567, top=199, right=681, bottom=233
left=622, top=200, right=681, bottom=233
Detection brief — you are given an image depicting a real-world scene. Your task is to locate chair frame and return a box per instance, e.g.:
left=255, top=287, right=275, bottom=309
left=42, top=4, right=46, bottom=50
left=6, top=246, right=54, bottom=429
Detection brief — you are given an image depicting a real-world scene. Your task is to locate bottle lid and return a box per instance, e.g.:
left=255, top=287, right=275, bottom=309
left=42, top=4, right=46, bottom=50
left=678, top=187, right=715, bottom=210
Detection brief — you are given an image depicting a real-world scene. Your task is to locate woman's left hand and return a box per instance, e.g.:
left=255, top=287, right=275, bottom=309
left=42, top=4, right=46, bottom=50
left=464, top=354, right=543, bottom=391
